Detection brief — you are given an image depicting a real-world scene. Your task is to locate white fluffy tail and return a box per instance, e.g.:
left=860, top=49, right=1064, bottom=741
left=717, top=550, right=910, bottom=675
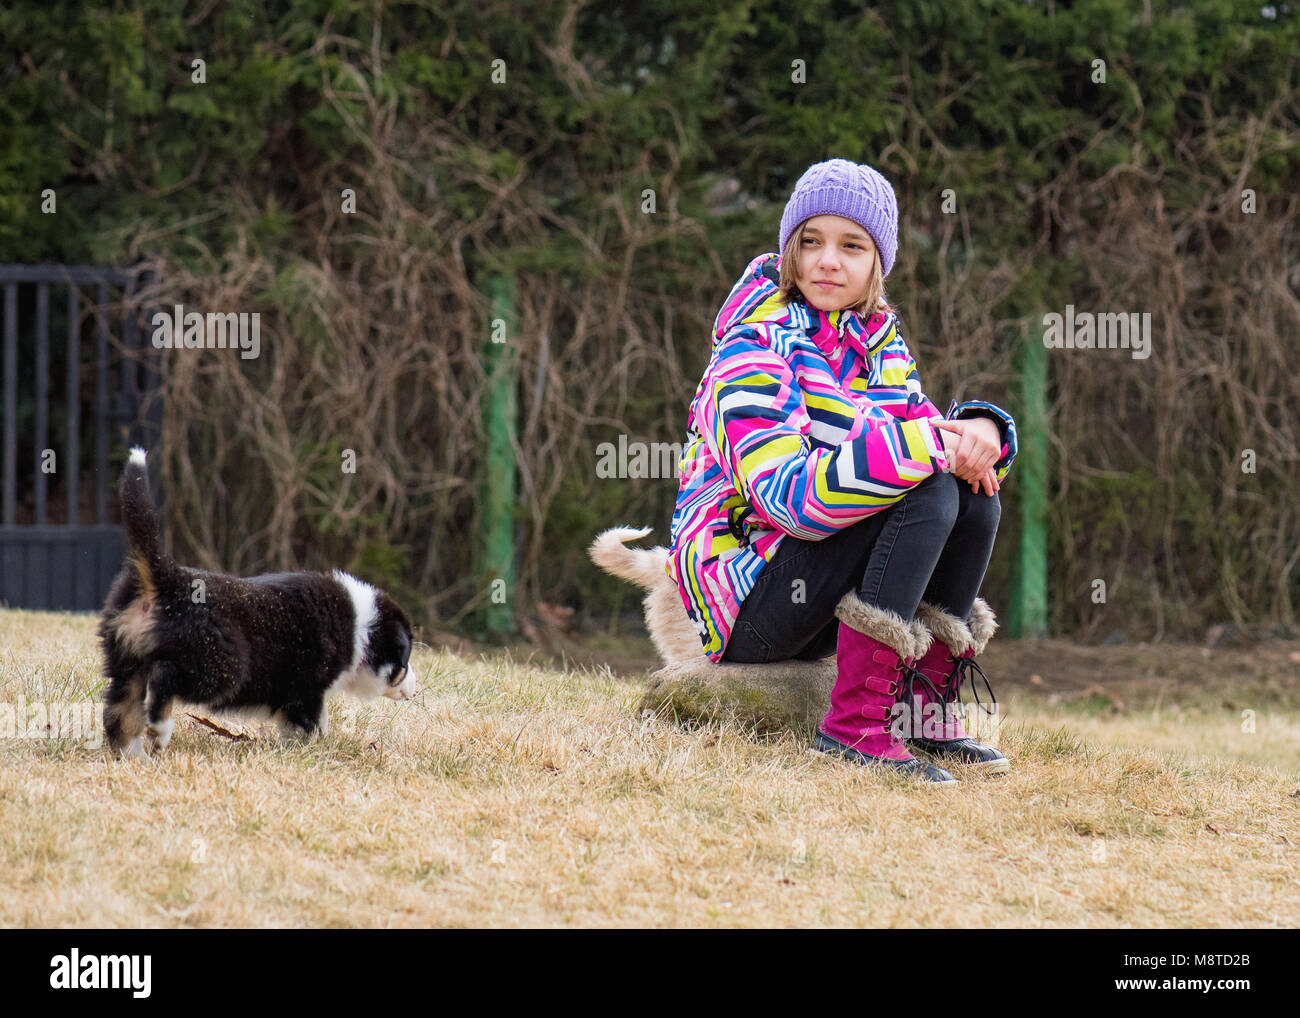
left=589, top=526, right=669, bottom=589
left=590, top=525, right=707, bottom=667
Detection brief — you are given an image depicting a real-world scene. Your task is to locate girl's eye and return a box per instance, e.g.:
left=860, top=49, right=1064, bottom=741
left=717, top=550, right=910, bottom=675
left=803, top=238, right=860, bottom=250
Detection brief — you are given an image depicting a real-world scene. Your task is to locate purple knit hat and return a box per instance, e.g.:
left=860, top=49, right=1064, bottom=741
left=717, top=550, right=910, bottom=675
left=779, top=158, right=899, bottom=277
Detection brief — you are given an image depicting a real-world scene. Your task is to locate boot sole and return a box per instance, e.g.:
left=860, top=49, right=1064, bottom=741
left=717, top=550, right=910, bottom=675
left=810, top=745, right=960, bottom=785
left=964, top=757, right=1011, bottom=776
left=905, top=739, right=1012, bottom=776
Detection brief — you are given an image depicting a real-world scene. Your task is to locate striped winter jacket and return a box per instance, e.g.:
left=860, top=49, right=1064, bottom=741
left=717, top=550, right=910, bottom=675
left=665, top=251, right=1019, bottom=662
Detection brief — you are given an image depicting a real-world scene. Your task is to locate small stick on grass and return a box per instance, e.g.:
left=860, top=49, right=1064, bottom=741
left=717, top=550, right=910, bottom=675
left=186, top=712, right=253, bottom=742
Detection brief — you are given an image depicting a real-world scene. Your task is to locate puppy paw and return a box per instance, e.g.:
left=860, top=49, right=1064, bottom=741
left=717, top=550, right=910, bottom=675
left=145, top=718, right=174, bottom=754
left=275, top=716, right=320, bottom=742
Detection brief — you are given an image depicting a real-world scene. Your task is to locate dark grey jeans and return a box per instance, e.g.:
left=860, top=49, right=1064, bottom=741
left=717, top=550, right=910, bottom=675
left=721, top=471, right=1000, bottom=663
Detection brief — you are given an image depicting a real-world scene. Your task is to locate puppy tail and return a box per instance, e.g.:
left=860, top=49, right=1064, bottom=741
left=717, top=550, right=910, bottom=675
left=588, top=526, right=670, bottom=591
left=119, top=447, right=169, bottom=597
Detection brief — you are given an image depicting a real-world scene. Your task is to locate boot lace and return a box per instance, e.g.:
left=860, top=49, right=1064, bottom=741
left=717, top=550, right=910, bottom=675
left=950, top=656, right=998, bottom=716
left=897, top=663, right=944, bottom=739
left=899, top=663, right=943, bottom=706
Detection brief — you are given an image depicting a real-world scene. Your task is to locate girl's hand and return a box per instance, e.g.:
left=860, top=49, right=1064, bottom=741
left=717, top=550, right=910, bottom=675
left=930, top=417, right=1001, bottom=496
left=968, top=467, right=999, bottom=497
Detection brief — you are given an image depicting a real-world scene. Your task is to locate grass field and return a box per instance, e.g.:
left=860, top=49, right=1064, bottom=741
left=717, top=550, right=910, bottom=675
left=1, top=607, right=1297, bottom=927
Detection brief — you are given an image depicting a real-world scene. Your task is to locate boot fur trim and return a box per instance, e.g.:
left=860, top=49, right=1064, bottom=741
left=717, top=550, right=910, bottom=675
left=914, top=601, right=974, bottom=657
left=833, top=591, right=918, bottom=660
left=908, top=618, right=933, bottom=659
left=966, top=597, right=998, bottom=656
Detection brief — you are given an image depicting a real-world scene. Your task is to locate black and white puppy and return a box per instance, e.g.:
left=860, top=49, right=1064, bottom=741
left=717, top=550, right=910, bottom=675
left=99, top=447, right=418, bottom=757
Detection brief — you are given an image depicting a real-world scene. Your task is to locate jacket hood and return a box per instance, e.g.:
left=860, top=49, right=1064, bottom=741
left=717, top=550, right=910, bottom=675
left=711, top=253, right=792, bottom=347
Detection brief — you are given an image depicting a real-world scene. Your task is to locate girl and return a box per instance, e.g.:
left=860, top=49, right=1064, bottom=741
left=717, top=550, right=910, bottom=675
left=665, top=158, right=1018, bottom=784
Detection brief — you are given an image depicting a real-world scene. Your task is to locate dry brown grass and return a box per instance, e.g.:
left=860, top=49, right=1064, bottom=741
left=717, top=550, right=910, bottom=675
left=1, top=607, right=1297, bottom=928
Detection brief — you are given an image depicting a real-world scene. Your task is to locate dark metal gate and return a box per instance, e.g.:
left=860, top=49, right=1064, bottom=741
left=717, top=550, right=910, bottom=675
left=0, top=265, right=162, bottom=611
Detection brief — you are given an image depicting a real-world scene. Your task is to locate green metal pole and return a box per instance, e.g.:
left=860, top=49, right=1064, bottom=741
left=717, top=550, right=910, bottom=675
left=1009, top=317, right=1048, bottom=638
left=479, top=274, right=518, bottom=637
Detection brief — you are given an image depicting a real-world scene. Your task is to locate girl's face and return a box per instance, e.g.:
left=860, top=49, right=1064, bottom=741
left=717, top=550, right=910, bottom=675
left=795, top=215, right=877, bottom=312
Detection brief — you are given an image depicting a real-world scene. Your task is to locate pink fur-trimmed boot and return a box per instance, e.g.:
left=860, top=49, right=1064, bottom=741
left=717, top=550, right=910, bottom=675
left=813, top=591, right=957, bottom=784
left=904, top=598, right=1009, bottom=775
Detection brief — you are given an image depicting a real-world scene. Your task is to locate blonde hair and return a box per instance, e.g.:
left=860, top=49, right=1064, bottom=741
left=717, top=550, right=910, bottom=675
left=777, top=220, right=889, bottom=319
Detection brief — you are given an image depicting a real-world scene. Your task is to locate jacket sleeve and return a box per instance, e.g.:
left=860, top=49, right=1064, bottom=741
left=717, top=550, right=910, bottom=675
left=948, top=400, right=1018, bottom=482
left=888, top=319, right=1018, bottom=483
left=696, top=333, right=951, bottom=541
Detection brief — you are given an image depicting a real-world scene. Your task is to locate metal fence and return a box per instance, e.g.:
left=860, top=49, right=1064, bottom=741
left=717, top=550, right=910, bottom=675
left=0, top=264, right=162, bottom=611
